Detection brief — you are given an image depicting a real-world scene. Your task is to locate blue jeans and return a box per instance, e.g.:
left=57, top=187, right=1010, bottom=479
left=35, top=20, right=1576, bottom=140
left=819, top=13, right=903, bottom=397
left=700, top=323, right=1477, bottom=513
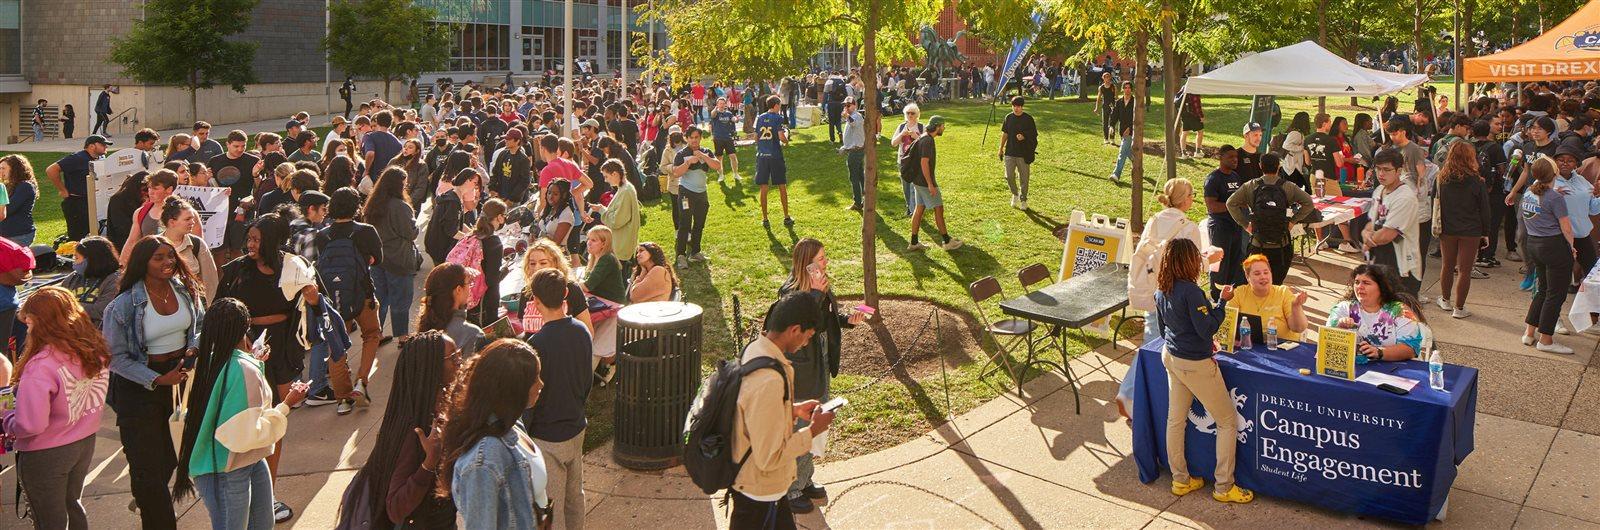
left=32, top=123, right=42, bottom=142
left=5, top=231, right=34, bottom=247
left=195, top=460, right=273, bottom=530
left=901, top=180, right=915, bottom=215
left=370, top=266, right=415, bottom=337
left=786, top=105, right=797, bottom=128
left=1113, top=135, right=1133, bottom=178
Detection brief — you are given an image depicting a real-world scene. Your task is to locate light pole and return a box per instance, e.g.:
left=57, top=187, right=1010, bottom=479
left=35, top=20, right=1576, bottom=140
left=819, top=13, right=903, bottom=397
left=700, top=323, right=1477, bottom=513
left=622, top=0, right=629, bottom=85
left=1453, top=0, right=1461, bottom=111
left=325, top=0, right=332, bottom=119
left=564, top=0, right=574, bottom=135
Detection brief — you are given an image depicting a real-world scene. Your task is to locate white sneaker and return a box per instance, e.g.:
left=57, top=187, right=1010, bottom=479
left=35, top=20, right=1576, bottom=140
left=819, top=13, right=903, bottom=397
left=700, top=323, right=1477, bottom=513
left=1470, top=268, right=1490, bottom=279
left=1336, top=242, right=1360, bottom=253
left=1452, top=307, right=1471, bottom=319
left=351, top=380, right=371, bottom=408
left=1418, top=295, right=1432, bottom=304
left=1522, top=333, right=1536, bottom=346
left=1507, top=251, right=1523, bottom=262
left=675, top=255, right=689, bottom=269
left=1537, top=341, right=1576, bottom=355
left=942, top=238, right=964, bottom=250
left=1110, top=173, right=1122, bottom=183
left=1435, top=297, right=1452, bottom=311
left=1557, top=322, right=1572, bottom=335
left=1011, top=196, right=1019, bottom=209
left=907, top=242, right=929, bottom=251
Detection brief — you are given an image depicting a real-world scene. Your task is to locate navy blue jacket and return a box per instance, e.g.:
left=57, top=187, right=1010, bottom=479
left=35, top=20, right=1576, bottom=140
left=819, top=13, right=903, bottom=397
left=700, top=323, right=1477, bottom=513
left=1155, top=280, right=1227, bottom=360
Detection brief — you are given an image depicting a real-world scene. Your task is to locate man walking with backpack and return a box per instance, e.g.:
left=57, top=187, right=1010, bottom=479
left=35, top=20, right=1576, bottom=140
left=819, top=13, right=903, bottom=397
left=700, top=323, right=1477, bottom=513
left=1226, top=153, right=1318, bottom=284
left=313, top=188, right=384, bottom=411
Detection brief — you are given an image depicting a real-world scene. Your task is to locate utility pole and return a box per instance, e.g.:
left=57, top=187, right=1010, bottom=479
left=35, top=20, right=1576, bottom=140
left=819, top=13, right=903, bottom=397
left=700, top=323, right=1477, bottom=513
left=622, top=0, right=629, bottom=84
left=1453, top=0, right=1461, bottom=111
left=325, top=0, right=332, bottom=119
left=564, top=0, right=575, bottom=135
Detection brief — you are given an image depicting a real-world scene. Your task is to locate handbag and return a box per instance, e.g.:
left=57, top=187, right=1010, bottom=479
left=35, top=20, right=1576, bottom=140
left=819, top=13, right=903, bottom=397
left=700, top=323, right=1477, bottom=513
left=1431, top=171, right=1443, bottom=237
left=167, top=378, right=192, bottom=455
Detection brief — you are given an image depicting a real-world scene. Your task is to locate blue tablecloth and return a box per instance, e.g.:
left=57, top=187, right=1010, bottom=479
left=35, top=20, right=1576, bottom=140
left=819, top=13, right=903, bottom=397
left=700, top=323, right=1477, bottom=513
left=1132, top=340, right=1478, bottom=525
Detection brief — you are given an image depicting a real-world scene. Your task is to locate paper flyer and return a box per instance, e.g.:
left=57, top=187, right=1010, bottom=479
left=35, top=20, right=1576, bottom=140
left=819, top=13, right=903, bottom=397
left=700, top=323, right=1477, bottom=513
left=1317, top=326, right=1359, bottom=380
left=1213, top=305, right=1240, bottom=353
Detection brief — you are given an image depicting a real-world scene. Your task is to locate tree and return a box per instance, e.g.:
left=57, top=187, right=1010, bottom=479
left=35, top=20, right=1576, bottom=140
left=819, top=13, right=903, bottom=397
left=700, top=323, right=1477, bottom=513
left=108, top=0, right=261, bottom=123
left=641, top=0, right=943, bottom=306
left=324, top=0, right=452, bottom=102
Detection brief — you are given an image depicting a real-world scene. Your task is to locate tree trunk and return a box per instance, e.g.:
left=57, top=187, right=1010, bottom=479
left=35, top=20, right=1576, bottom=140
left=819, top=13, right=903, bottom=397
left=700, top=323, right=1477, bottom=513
left=188, top=70, right=199, bottom=124
left=860, top=0, right=881, bottom=307
left=1132, top=30, right=1148, bottom=227
left=1413, top=0, right=1425, bottom=74
left=1161, top=9, right=1177, bottom=184
left=383, top=77, right=393, bottom=103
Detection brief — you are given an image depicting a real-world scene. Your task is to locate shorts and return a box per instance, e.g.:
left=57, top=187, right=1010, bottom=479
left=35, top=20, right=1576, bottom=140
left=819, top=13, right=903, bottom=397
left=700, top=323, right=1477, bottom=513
left=755, top=156, right=787, bottom=186
left=913, top=184, right=943, bottom=208
left=1181, top=114, right=1204, bottom=131
left=713, top=137, right=737, bottom=157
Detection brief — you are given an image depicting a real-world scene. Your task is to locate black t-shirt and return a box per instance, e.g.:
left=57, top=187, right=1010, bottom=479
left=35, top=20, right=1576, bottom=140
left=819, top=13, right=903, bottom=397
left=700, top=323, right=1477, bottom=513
left=1204, top=168, right=1247, bottom=228
left=1474, top=139, right=1510, bottom=192
left=490, top=148, right=533, bottom=204
left=1097, top=85, right=1116, bottom=112
left=1304, top=131, right=1338, bottom=181
left=1237, top=147, right=1263, bottom=182
left=313, top=221, right=384, bottom=267
left=522, top=316, right=592, bottom=442
left=1001, top=112, right=1038, bottom=158
left=609, top=118, right=639, bottom=153
left=220, top=257, right=292, bottom=317
left=904, top=134, right=937, bottom=186
left=207, top=152, right=259, bottom=208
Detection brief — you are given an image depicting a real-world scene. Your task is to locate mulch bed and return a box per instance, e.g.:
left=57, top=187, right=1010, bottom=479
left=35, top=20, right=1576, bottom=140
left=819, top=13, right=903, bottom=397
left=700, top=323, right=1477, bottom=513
left=835, top=297, right=985, bottom=380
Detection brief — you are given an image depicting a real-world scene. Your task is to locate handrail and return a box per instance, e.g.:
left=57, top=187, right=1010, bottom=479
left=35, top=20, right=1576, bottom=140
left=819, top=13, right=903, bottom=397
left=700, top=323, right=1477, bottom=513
left=108, top=107, right=139, bottom=137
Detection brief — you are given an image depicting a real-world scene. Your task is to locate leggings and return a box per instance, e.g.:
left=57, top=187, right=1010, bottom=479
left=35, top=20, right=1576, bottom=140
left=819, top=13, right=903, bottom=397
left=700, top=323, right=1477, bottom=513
left=16, top=435, right=95, bottom=530
left=1438, top=235, right=1481, bottom=308
left=1525, top=235, right=1574, bottom=335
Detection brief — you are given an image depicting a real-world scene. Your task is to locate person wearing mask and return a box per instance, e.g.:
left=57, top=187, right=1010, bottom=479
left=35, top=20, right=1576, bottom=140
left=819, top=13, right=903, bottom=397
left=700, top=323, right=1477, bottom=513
left=1154, top=238, right=1254, bottom=505
left=464, top=198, right=508, bottom=326
left=353, top=331, right=460, bottom=528
left=999, top=96, right=1038, bottom=210
left=437, top=339, right=550, bottom=530
left=890, top=104, right=925, bottom=217
left=159, top=196, right=219, bottom=299
left=1231, top=254, right=1310, bottom=344
left=46, top=135, right=112, bottom=241
left=5, top=287, right=110, bottom=530
left=103, top=236, right=205, bottom=529
left=175, top=298, right=309, bottom=530
left=1204, top=146, right=1248, bottom=290
left=521, top=269, right=593, bottom=530
left=318, top=188, right=386, bottom=410
left=365, top=167, right=422, bottom=340
left=416, top=263, right=484, bottom=360
left=1225, top=153, right=1318, bottom=284
left=1364, top=148, right=1425, bottom=296
left=1109, top=82, right=1136, bottom=183
left=1434, top=141, right=1491, bottom=319
left=1326, top=264, right=1426, bottom=361
left=778, top=239, right=866, bottom=514
left=60, top=236, right=122, bottom=330
left=672, top=127, right=719, bottom=268
left=1517, top=158, right=1580, bottom=354
left=729, top=292, right=836, bottom=529
left=0, top=154, right=39, bottom=246
left=628, top=242, right=677, bottom=304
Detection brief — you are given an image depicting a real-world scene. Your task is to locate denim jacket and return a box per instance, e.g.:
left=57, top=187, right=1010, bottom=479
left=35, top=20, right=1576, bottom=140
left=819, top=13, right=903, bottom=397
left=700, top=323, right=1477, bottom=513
left=451, top=419, right=548, bottom=530
left=102, top=278, right=204, bottom=390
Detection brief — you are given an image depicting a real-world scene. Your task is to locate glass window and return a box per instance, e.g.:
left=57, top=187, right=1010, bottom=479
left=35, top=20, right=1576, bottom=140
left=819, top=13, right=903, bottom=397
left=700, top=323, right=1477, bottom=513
left=444, top=22, right=511, bottom=72
left=0, top=0, right=19, bottom=76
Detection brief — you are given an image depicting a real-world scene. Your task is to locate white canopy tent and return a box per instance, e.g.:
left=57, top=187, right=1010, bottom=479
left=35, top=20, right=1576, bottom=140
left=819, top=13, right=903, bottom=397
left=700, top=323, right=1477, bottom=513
left=1183, top=41, right=1429, bottom=97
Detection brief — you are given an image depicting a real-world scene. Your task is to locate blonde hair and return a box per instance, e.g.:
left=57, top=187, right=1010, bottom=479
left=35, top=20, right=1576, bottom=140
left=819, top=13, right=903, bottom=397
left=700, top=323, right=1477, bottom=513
left=521, top=238, right=572, bottom=299
left=1155, top=178, right=1194, bottom=209
left=1529, top=157, right=1559, bottom=195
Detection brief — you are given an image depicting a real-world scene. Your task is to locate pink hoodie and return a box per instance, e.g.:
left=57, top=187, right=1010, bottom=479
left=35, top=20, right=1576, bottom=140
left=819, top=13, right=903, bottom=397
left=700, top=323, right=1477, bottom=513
left=3, top=346, right=108, bottom=452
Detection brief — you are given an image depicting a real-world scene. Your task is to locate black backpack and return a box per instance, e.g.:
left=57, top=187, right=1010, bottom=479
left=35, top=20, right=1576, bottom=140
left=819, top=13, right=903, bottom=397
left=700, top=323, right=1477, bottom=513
left=317, top=232, right=369, bottom=321
left=682, top=355, right=786, bottom=495
left=1475, top=140, right=1503, bottom=189
left=1251, top=178, right=1292, bottom=243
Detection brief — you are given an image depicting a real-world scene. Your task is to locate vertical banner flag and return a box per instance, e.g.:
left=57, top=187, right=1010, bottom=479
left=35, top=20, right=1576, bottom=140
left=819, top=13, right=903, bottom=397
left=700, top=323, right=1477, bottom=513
left=993, top=12, right=1045, bottom=99
left=174, top=185, right=231, bottom=249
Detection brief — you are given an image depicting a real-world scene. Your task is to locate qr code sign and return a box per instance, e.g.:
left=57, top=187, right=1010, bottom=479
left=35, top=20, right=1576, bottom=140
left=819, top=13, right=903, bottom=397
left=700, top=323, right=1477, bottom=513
left=1073, top=247, right=1109, bottom=276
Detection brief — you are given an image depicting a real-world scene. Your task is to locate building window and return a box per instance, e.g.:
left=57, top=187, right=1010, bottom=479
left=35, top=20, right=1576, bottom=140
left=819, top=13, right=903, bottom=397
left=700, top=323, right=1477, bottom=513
left=0, top=0, right=19, bottom=76
left=446, top=22, right=510, bottom=72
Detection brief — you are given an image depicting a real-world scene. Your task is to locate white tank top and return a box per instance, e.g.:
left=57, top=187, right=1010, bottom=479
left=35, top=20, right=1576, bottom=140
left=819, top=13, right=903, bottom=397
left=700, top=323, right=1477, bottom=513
left=144, top=292, right=192, bottom=355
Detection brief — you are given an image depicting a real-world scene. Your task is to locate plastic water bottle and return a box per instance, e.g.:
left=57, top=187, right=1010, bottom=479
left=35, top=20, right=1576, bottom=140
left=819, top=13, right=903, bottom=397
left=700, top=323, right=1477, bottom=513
left=1266, top=317, right=1279, bottom=348
left=1238, top=317, right=1253, bottom=350
left=1429, top=349, right=1446, bottom=392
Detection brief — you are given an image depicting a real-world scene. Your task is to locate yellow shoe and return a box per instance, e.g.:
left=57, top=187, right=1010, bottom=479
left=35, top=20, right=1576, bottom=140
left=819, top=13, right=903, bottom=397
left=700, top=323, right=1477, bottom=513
left=1170, top=477, right=1205, bottom=496
left=1212, top=486, right=1255, bottom=504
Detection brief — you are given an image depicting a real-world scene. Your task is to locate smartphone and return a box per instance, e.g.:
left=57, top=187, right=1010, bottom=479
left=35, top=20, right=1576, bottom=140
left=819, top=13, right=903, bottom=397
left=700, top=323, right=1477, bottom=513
left=820, top=397, right=849, bottom=414
left=854, top=305, right=876, bottom=316
left=1377, top=383, right=1410, bottom=395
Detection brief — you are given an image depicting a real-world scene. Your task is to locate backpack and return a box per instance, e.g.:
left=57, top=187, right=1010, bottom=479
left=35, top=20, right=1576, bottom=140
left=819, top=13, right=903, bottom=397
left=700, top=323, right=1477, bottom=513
left=1128, top=217, right=1193, bottom=312
left=1251, top=178, right=1293, bottom=244
left=1475, top=140, right=1502, bottom=188
left=316, top=232, right=369, bottom=321
left=333, top=468, right=375, bottom=530
left=447, top=235, right=488, bottom=309
left=682, top=355, right=786, bottom=495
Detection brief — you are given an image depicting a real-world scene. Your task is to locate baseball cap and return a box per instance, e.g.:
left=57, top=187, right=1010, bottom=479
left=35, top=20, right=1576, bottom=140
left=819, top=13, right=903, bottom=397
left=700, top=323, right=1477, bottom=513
left=1242, top=122, right=1263, bottom=134
left=84, top=134, right=113, bottom=147
left=285, top=119, right=303, bottom=129
left=927, top=115, right=947, bottom=129
left=505, top=128, right=525, bottom=141
left=581, top=118, right=600, bottom=130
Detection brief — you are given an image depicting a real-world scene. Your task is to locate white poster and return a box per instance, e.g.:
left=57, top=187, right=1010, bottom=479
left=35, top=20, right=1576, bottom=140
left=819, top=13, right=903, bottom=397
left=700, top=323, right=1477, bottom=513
left=174, top=185, right=229, bottom=249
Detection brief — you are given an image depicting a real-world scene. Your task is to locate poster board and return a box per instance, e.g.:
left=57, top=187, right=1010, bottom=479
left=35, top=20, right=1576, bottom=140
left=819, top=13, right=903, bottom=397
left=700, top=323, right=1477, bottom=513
left=1317, top=325, right=1358, bottom=380
left=87, top=148, right=156, bottom=236
left=1058, top=210, right=1131, bottom=281
left=173, top=185, right=230, bottom=248
left=1212, top=305, right=1241, bottom=353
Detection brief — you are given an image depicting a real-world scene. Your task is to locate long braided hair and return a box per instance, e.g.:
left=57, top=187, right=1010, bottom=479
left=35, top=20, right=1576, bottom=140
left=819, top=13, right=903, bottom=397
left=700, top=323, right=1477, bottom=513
left=362, top=331, right=455, bottom=527
left=174, top=298, right=253, bottom=501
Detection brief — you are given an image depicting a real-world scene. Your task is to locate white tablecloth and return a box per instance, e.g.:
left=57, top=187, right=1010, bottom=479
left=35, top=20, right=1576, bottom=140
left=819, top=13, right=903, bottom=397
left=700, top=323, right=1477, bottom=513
left=1570, top=264, right=1600, bottom=333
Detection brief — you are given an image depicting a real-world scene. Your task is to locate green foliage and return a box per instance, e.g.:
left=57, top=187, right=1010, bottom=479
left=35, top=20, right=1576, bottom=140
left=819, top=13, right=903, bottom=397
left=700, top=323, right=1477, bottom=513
left=108, top=0, right=260, bottom=93
left=324, top=0, right=452, bottom=99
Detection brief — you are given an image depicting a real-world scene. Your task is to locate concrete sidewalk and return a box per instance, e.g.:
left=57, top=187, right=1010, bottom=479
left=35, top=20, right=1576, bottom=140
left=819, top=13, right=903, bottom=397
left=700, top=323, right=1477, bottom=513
left=3, top=114, right=351, bottom=154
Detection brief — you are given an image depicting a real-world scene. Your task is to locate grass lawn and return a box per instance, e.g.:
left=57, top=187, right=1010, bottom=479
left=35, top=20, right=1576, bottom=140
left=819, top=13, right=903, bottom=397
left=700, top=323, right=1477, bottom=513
left=0, top=84, right=1428, bottom=457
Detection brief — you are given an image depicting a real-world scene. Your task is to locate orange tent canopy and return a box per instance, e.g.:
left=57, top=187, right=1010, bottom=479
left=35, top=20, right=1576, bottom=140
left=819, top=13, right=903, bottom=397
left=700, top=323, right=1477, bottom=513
left=1463, top=0, right=1600, bottom=83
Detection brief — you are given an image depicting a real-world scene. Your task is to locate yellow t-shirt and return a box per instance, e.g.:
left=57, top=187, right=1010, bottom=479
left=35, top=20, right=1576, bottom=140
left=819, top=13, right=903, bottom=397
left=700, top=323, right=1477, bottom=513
left=1232, top=285, right=1303, bottom=341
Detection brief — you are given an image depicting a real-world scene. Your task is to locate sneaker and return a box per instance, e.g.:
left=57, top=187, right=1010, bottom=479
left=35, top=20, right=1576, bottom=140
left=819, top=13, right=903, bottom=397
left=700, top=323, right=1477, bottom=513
left=675, top=255, right=689, bottom=269
left=1522, top=333, right=1536, bottom=346
left=1109, top=172, right=1122, bottom=183
left=1336, top=242, right=1360, bottom=253
left=690, top=252, right=707, bottom=262
left=1475, top=258, right=1497, bottom=268
left=907, top=242, right=929, bottom=252
left=1212, top=486, right=1255, bottom=504
left=788, top=495, right=816, bottom=514
left=1018, top=199, right=1028, bottom=210
left=1417, top=295, right=1432, bottom=305
left=941, top=238, right=964, bottom=250
left=1011, top=196, right=1019, bottom=209
left=1537, top=341, right=1576, bottom=355
left=783, top=216, right=795, bottom=227
left=274, top=501, right=294, bottom=523
left=1171, top=477, right=1205, bottom=496
left=1557, top=322, right=1572, bottom=335
left=1435, top=297, right=1452, bottom=311
left=802, top=483, right=827, bottom=500
left=351, top=380, right=371, bottom=407
left=304, top=388, right=336, bottom=407
left=1470, top=268, right=1489, bottom=279
left=1452, top=307, right=1472, bottom=319
left=1506, top=250, right=1522, bottom=262
left=336, top=399, right=354, bottom=416
left=761, top=218, right=771, bottom=229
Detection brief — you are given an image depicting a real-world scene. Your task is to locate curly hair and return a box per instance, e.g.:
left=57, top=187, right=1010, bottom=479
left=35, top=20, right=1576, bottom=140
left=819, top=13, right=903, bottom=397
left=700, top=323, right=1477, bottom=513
left=12, top=286, right=109, bottom=386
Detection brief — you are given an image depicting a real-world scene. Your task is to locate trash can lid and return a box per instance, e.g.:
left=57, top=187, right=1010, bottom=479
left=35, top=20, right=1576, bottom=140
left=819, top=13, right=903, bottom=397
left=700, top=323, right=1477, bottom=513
left=617, top=301, right=704, bottom=329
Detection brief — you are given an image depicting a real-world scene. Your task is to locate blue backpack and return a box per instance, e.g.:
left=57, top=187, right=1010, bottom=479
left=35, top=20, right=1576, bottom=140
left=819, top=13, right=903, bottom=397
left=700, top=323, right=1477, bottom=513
left=317, top=235, right=369, bottom=321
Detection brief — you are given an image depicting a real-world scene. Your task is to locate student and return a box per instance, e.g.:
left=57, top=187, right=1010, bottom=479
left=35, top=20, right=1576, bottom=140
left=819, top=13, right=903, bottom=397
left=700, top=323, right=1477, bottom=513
left=710, top=97, right=741, bottom=183
left=730, top=292, right=837, bottom=529
left=1225, top=153, right=1317, bottom=284
left=437, top=339, right=550, bottom=530
left=522, top=269, right=593, bottom=530
left=905, top=116, right=962, bottom=251
left=355, top=331, right=460, bottom=528
left=1154, top=238, right=1254, bottom=504
left=61, top=236, right=122, bottom=329
left=1519, top=158, right=1578, bottom=354
left=1231, top=254, right=1310, bottom=342
left=425, top=169, right=475, bottom=266
left=672, top=128, right=719, bottom=267
left=0, top=154, right=39, bottom=246
left=103, top=236, right=205, bottom=529
left=153, top=196, right=218, bottom=300
left=1384, top=118, right=1433, bottom=292
left=489, top=128, right=533, bottom=204
left=464, top=198, right=508, bottom=326
left=6, top=287, right=110, bottom=530
left=315, top=188, right=385, bottom=411
left=890, top=104, right=925, bottom=217
left=534, top=178, right=577, bottom=252
left=583, top=225, right=626, bottom=303
left=1363, top=148, right=1424, bottom=296
left=1434, top=141, right=1491, bottom=319
left=778, top=239, right=866, bottom=514
left=839, top=98, right=866, bottom=211
left=998, top=96, right=1038, bottom=210
left=628, top=242, right=676, bottom=304
left=1325, top=264, right=1426, bottom=363
left=591, top=159, right=640, bottom=276
left=119, top=169, right=179, bottom=265
left=47, top=135, right=111, bottom=241
left=1094, top=72, right=1116, bottom=144
left=417, top=263, right=484, bottom=360
left=753, top=95, right=793, bottom=227
left=518, top=239, right=594, bottom=333
left=1109, top=82, right=1136, bottom=183
left=363, top=167, right=421, bottom=340
left=176, top=298, right=309, bottom=530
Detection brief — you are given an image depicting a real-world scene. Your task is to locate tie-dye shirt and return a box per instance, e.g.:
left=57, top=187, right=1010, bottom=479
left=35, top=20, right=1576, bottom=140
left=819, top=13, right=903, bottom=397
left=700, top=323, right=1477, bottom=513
left=1325, top=300, right=1424, bottom=357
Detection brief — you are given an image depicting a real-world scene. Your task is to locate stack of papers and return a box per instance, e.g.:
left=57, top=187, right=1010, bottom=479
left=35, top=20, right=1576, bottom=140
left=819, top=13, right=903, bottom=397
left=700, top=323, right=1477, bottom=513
left=1355, top=370, right=1419, bottom=391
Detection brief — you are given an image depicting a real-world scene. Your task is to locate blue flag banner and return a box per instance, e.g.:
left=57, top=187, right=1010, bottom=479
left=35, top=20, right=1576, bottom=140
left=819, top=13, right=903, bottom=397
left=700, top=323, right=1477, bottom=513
left=992, top=12, right=1045, bottom=99
left=1132, top=340, right=1478, bottom=525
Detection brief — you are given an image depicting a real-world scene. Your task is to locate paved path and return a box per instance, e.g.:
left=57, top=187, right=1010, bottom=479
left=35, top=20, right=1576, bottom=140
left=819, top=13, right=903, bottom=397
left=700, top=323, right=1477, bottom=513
left=3, top=247, right=1598, bottom=529
left=3, top=114, right=349, bottom=154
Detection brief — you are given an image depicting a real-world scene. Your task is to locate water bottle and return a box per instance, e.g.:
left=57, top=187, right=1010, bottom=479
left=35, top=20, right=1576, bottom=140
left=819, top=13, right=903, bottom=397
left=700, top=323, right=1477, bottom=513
left=1266, top=317, right=1279, bottom=348
left=1238, top=317, right=1253, bottom=350
left=1429, top=349, right=1446, bottom=392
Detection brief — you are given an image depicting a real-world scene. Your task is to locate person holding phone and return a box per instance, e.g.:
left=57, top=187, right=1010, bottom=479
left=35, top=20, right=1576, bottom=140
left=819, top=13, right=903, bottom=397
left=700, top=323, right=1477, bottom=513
left=350, top=331, right=460, bottom=528
left=775, top=238, right=866, bottom=514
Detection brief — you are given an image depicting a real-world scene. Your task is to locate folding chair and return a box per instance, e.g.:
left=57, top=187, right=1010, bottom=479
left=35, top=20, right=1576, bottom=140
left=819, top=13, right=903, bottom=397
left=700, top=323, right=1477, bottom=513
left=969, top=276, right=1037, bottom=396
left=1017, top=263, right=1051, bottom=294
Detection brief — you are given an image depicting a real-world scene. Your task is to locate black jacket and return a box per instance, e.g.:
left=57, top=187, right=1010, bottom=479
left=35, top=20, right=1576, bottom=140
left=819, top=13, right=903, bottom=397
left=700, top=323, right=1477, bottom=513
left=424, top=190, right=463, bottom=264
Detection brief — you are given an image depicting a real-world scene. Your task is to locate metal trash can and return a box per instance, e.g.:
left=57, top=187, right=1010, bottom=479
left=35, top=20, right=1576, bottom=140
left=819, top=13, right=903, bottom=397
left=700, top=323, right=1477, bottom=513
left=612, top=301, right=704, bottom=470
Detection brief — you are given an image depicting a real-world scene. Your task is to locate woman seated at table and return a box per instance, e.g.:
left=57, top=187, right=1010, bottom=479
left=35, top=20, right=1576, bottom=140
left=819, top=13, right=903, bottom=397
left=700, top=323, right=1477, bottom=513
left=1154, top=238, right=1254, bottom=504
left=627, top=242, right=676, bottom=304
left=1233, top=254, right=1309, bottom=343
left=1325, top=263, right=1425, bottom=362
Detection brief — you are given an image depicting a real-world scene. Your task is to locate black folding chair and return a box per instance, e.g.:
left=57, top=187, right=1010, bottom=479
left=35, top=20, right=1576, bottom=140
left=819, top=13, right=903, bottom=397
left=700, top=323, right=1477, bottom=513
left=969, top=276, right=1038, bottom=396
